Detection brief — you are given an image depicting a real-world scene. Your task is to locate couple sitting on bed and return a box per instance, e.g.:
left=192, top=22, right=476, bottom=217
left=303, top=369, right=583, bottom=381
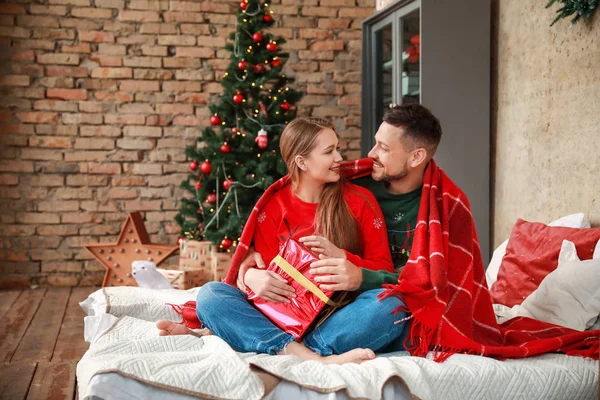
left=157, top=104, right=600, bottom=364
left=157, top=104, right=439, bottom=363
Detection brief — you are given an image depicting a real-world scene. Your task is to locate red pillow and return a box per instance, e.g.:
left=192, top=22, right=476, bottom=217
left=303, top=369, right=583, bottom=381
left=489, top=219, right=600, bottom=307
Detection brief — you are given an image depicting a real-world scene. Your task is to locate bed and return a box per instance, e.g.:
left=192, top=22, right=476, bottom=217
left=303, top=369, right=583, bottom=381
left=76, top=287, right=599, bottom=400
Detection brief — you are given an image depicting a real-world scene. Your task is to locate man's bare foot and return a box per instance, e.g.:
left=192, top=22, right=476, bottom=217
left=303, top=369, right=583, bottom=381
left=156, top=320, right=212, bottom=338
left=321, top=348, right=376, bottom=365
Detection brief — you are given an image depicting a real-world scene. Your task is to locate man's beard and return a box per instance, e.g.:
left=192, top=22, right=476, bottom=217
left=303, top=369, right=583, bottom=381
left=382, top=169, right=408, bottom=182
left=372, top=158, right=409, bottom=182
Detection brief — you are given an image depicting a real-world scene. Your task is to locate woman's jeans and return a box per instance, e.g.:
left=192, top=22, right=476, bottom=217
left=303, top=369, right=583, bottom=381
left=196, top=281, right=410, bottom=356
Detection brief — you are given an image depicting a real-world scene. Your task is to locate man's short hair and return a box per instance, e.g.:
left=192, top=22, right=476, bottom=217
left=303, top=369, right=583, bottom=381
left=382, top=104, right=442, bottom=155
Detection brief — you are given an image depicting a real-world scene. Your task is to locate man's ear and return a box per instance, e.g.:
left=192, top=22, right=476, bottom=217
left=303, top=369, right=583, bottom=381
left=409, top=148, right=428, bottom=168
left=294, top=155, right=307, bottom=171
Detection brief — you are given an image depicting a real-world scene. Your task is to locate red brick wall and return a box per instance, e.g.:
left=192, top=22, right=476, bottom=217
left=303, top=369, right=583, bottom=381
left=0, top=0, right=374, bottom=288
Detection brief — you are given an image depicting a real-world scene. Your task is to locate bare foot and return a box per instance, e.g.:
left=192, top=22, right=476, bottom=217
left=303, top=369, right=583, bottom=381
left=321, top=348, right=376, bottom=365
left=156, top=320, right=212, bottom=338
left=281, top=341, right=376, bottom=364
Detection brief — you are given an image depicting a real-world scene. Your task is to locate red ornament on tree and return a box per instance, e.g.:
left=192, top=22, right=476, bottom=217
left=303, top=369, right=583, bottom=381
left=266, top=42, right=277, bottom=52
left=239, top=1, right=247, bottom=10
left=190, top=161, right=198, bottom=171
left=194, top=182, right=202, bottom=190
left=232, top=127, right=240, bottom=134
left=221, top=238, right=233, bottom=250
left=255, top=128, right=268, bottom=149
left=271, top=58, right=281, bottom=67
left=252, top=32, right=263, bottom=43
left=223, top=179, right=233, bottom=190
left=280, top=101, right=291, bottom=112
left=210, top=115, right=221, bottom=126
left=220, top=143, right=231, bottom=153
left=206, top=193, right=217, bottom=205
left=263, top=14, right=273, bottom=22
left=200, top=161, right=212, bottom=174
left=253, top=63, right=265, bottom=74
left=232, top=93, right=244, bottom=104
left=237, top=60, right=247, bottom=70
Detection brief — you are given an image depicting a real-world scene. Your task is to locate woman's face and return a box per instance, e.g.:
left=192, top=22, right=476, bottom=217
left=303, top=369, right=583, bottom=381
left=300, top=128, right=343, bottom=184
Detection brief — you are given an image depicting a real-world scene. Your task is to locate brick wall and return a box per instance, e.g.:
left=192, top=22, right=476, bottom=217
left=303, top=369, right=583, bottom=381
left=0, top=0, right=374, bottom=288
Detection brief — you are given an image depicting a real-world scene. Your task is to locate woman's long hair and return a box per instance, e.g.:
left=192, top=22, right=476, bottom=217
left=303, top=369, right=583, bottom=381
left=279, top=117, right=362, bottom=256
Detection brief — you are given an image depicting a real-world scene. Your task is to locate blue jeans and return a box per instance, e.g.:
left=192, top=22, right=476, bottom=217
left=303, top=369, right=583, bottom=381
left=196, top=281, right=410, bottom=356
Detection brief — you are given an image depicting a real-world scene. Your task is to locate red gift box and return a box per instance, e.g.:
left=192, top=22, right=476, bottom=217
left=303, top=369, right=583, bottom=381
left=248, top=239, right=344, bottom=340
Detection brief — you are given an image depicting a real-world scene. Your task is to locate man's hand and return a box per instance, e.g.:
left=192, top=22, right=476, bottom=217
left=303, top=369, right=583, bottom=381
left=309, top=256, right=363, bottom=291
left=244, top=268, right=296, bottom=303
left=236, top=247, right=266, bottom=292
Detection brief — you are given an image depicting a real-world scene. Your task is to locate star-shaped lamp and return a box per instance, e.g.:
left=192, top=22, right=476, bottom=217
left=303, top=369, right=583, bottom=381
left=85, top=212, right=179, bottom=287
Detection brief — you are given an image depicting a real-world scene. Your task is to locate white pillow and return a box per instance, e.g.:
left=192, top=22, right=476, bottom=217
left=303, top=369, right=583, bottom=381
left=500, top=239, right=600, bottom=331
left=485, top=213, right=590, bottom=289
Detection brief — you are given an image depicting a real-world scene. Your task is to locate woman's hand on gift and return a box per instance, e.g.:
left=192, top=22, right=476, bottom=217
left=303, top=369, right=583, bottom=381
left=299, top=236, right=346, bottom=259
left=309, top=256, right=363, bottom=291
left=244, top=268, right=297, bottom=303
left=236, top=247, right=266, bottom=292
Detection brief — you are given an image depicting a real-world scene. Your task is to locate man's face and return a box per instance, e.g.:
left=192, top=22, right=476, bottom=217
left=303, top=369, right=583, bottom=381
left=367, top=122, right=411, bottom=182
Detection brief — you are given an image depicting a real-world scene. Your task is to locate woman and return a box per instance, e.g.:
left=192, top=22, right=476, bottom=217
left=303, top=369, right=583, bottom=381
left=157, top=118, right=395, bottom=364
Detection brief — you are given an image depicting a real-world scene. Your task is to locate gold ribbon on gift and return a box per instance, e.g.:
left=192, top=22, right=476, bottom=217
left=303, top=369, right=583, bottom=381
left=272, top=254, right=339, bottom=307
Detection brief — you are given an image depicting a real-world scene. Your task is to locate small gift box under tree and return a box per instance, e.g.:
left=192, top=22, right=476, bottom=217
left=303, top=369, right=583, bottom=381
left=157, top=268, right=208, bottom=290
left=179, top=240, right=213, bottom=271
left=175, top=239, right=233, bottom=287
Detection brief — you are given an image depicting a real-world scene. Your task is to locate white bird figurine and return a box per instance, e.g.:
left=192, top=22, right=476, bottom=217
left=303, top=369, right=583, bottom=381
left=132, top=260, right=173, bottom=290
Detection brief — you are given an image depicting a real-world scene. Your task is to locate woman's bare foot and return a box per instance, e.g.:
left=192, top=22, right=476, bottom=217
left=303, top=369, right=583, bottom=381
left=156, top=320, right=192, bottom=336
left=156, top=320, right=212, bottom=338
left=280, top=341, right=375, bottom=364
left=321, top=348, right=375, bottom=364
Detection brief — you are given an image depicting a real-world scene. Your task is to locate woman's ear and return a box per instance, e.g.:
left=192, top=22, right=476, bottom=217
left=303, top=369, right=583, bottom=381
left=409, top=148, right=428, bottom=168
left=294, top=155, right=307, bottom=171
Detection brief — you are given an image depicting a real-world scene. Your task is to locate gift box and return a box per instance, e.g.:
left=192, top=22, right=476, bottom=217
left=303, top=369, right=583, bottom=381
left=157, top=268, right=208, bottom=290
left=248, top=239, right=345, bottom=340
left=179, top=240, right=213, bottom=271
left=211, top=249, right=232, bottom=282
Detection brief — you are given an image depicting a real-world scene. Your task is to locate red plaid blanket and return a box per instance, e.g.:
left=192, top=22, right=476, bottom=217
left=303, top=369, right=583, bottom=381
left=370, top=158, right=598, bottom=361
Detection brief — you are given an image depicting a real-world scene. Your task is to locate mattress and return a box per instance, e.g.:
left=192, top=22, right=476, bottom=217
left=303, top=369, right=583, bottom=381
left=77, top=287, right=599, bottom=400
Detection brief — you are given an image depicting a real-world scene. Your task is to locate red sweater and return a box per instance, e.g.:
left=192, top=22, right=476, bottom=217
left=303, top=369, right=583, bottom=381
left=254, top=183, right=394, bottom=273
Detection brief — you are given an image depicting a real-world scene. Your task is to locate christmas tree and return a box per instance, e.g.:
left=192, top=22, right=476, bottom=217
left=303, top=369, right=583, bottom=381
left=175, top=0, right=302, bottom=252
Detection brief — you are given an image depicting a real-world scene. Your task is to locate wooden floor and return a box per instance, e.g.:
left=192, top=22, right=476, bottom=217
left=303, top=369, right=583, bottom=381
left=0, top=287, right=96, bottom=400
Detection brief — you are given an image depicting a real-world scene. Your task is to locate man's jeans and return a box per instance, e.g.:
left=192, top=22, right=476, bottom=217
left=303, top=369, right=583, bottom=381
left=196, top=281, right=410, bottom=355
